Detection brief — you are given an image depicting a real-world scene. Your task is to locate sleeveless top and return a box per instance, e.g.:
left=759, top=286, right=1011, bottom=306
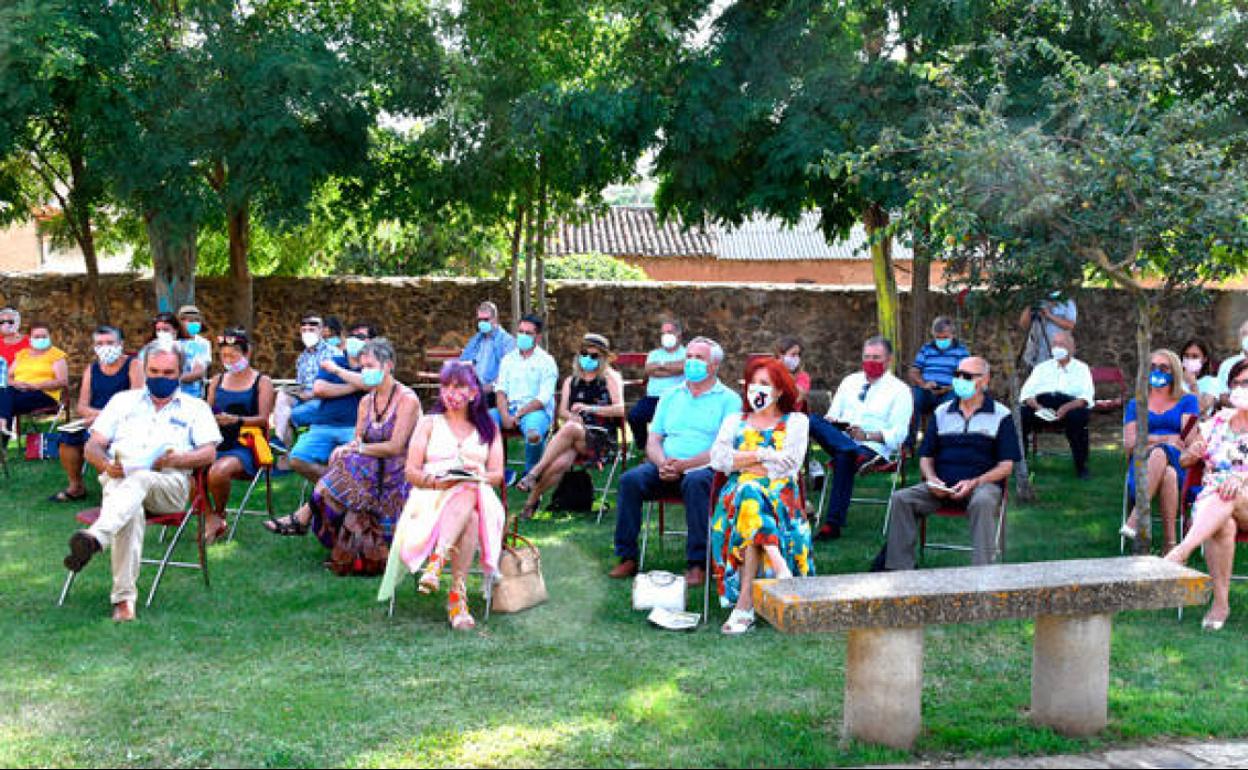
left=89, top=355, right=133, bottom=410
left=214, top=372, right=264, bottom=451
left=569, top=375, right=612, bottom=430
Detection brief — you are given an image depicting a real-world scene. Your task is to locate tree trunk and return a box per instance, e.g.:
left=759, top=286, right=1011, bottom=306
left=863, top=203, right=900, bottom=351
left=523, top=184, right=537, bottom=316
left=534, top=159, right=549, bottom=323
left=910, top=230, right=932, bottom=361
left=1131, top=294, right=1155, bottom=554
left=227, top=200, right=253, bottom=330
left=146, top=211, right=198, bottom=314
left=66, top=154, right=109, bottom=324
left=509, top=199, right=527, bottom=334
left=994, top=314, right=1035, bottom=501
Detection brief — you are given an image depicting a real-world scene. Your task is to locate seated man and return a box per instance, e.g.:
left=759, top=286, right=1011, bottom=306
left=881, top=356, right=1019, bottom=570
left=271, top=312, right=336, bottom=447
left=287, top=322, right=375, bottom=486
left=61, top=340, right=222, bottom=622
left=460, top=300, right=515, bottom=397
left=908, top=316, right=969, bottom=444
left=1019, top=331, right=1094, bottom=479
left=628, top=319, right=686, bottom=453
left=807, top=336, right=913, bottom=540
left=610, top=336, right=741, bottom=585
left=493, top=314, right=558, bottom=473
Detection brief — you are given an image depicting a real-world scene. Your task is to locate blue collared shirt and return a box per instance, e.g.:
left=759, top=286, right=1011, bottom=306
left=651, top=379, right=743, bottom=460
left=461, top=327, right=517, bottom=387
left=912, top=340, right=970, bottom=387
left=296, top=341, right=337, bottom=392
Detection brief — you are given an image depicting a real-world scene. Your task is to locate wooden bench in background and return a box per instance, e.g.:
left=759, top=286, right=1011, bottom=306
left=753, top=556, right=1209, bottom=749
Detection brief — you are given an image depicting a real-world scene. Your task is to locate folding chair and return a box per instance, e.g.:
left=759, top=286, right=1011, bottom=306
left=226, top=446, right=276, bottom=542
left=387, top=478, right=510, bottom=622
left=58, top=468, right=212, bottom=608
left=814, top=444, right=909, bottom=535
left=918, top=483, right=1008, bottom=565
left=14, top=389, right=68, bottom=462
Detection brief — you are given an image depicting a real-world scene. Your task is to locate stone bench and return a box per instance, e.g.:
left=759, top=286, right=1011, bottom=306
left=753, top=556, right=1210, bottom=750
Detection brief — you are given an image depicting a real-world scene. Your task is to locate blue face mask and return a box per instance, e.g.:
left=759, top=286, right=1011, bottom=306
left=579, top=355, right=600, bottom=372
left=684, top=358, right=709, bottom=383
left=517, top=333, right=535, bottom=352
left=934, top=337, right=952, bottom=351
left=186, top=321, right=202, bottom=336
left=952, top=377, right=977, bottom=400
left=361, top=367, right=385, bottom=387
left=146, top=376, right=179, bottom=399
left=31, top=337, right=51, bottom=351
left=345, top=337, right=366, bottom=357
left=1149, top=370, right=1173, bottom=389
left=477, top=320, right=493, bottom=335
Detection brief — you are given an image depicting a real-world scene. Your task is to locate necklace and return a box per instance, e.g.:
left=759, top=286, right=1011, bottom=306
left=371, top=381, right=398, bottom=425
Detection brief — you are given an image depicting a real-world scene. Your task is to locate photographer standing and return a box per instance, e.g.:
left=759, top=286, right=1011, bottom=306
left=1019, top=292, right=1077, bottom=369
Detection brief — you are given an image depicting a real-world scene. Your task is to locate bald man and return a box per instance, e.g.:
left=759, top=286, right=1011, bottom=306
left=1019, top=331, right=1094, bottom=479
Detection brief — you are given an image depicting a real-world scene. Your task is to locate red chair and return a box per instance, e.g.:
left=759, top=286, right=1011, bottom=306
left=614, top=351, right=650, bottom=458
left=1028, top=366, right=1126, bottom=455
left=57, top=468, right=212, bottom=608
left=918, top=483, right=1009, bottom=565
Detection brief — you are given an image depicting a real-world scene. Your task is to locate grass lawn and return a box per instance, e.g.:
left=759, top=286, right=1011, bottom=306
left=4, top=435, right=1248, bottom=768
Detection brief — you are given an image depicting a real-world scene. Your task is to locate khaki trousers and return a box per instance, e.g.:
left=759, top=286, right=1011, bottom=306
left=885, top=482, right=1003, bottom=570
left=88, top=470, right=190, bottom=604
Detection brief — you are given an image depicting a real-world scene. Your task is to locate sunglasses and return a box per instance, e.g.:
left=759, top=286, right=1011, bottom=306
left=1150, top=364, right=1172, bottom=373
left=579, top=350, right=602, bottom=359
left=349, top=332, right=370, bottom=340
left=953, top=370, right=982, bottom=380
left=217, top=335, right=247, bottom=345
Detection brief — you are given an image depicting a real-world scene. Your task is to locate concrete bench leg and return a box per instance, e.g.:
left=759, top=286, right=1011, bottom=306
left=1031, top=613, right=1111, bottom=736
left=844, top=625, right=924, bottom=749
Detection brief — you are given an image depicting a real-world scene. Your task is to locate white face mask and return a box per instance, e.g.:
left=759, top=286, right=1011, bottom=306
left=1232, top=387, right=1248, bottom=411
left=661, top=333, right=678, bottom=350
left=747, top=384, right=775, bottom=412
left=1182, top=357, right=1204, bottom=375
left=1051, top=346, right=1069, bottom=362
left=301, top=331, right=321, bottom=349
left=156, top=331, right=175, bottom=345
left=782, top=355, right=800, bottom=372
left=95, top=344, right=124, bottom=366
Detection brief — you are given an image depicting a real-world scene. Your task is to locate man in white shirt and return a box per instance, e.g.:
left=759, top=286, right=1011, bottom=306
left=1019, top=331, right=1095, bottom=479
left=494, top=314, right=559, bottom=473
left=808, top=336, right=913, bottom=540
left=62, top=341, right=222, bottom=622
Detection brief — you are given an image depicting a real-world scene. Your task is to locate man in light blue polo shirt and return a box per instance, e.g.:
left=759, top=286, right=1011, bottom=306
left=493, top=314, right=559, bottom=472
left=627, top=319, right=686, bottom=452
left=460, top=300, right=515, bottom=394
left=611, top=336, right=741, bottom=586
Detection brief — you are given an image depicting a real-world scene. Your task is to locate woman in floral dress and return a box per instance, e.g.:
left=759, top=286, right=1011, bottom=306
left=709, top=357, right=812, bottom=634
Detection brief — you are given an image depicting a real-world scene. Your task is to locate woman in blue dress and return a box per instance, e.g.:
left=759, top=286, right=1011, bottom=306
left=1120, top=349, right=1200, bottom=553
left=205, top=328, right=274, bottom=544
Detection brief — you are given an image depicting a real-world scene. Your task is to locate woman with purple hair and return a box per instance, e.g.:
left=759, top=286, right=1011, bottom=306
left=378, top=361, right=507, bottom=630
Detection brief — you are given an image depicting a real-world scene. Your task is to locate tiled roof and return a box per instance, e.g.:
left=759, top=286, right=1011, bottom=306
left=547, top=207, right=912, bottom=262
left=546, top=206, right=716, bottom=258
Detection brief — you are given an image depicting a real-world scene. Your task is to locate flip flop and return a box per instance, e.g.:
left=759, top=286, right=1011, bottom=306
left=263, top=514, right=309, bottom=536
left=204, top=518, right=230, bottom=545
left=49, top=489, right=88, bottom=503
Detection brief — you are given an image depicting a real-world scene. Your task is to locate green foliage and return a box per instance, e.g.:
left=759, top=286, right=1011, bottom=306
left=543, top=253, right=649, bottom=281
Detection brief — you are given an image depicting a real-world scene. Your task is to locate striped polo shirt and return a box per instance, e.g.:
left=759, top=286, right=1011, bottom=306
left=920, top=395, right=1021, bottom=485
left=912, top=340, right=971, bottom=387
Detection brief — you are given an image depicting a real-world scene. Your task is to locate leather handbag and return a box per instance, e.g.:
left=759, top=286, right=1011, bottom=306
left=632, top=570, right=686, bottom=612
left=491, top=532, right=548, bottom=613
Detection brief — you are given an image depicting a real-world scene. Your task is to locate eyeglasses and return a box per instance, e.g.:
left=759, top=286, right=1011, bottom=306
left=1150, top=364, right=1172, bottom=373
left=579, top=350, right=602, bottom=359
left=0, top=320, right=15, bottom=327
left=1231, top=379, right=1248, bottom=388
left=953, top=370, right=982, bottom=380
left=217, top=335, right=247, bottom=345
left=349, top=332, right=370, bottom=340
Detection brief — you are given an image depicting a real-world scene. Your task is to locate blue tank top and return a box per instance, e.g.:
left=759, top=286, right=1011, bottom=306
left=89, top=355, right=133, bottom=410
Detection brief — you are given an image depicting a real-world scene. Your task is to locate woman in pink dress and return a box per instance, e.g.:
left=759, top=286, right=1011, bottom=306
left=378, top=361, right=506, bottom=630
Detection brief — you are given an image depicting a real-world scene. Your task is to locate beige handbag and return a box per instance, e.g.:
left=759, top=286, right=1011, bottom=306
left=491, top=533, right=548, bottom=613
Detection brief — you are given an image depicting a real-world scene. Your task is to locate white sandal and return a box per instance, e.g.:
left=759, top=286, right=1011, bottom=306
left=721, top=608, right=755, bottom=635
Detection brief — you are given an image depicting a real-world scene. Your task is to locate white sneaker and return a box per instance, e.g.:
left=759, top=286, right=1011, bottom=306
left=1119, top=522, right=1137, bottom=539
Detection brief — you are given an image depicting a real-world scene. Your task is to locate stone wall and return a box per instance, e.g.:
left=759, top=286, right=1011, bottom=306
left=1, top=272, right=1241, bottom=398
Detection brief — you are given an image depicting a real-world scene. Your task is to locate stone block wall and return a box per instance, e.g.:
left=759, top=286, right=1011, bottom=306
left=0, top=272, right=1237, bottom=398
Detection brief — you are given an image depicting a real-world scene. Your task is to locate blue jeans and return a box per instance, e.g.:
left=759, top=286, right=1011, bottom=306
left=614, top=462, right=713, bottom=564
left=909, top=386, right=953, bottom=446
left=490, top=407, right=552, bottom=472
left=808, top=414, right=874, bottom=528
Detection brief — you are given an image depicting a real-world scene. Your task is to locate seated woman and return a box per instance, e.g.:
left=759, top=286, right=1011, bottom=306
left=1119, top=349, right=1199, bottom=553
left=264, top=339, right=421, bottom=576
left=1180, top=337, right=1219, bottom=416
left=51, top=325, right=143, bottom=502
left=708, top=357, right=813, bottom=635
left=775, top=335, right=811, bottom=412
left=378, top=361, right=506, bottom=631
left=1165, top=358, right=1248, bottom=630
left=0, top=320, right=69, bottom=441
left=515, top=333, right=623, bottom=519
left=204, top=328, right=275, bottom=543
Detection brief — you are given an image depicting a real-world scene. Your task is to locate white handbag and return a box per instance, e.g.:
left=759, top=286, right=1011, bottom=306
left=632, top=570, right=686, bottom=612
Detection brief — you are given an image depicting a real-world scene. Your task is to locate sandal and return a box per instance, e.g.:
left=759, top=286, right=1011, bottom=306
left=447, top=588, right=475, bottom=631
left=204, top=516, right=230, bottom=546
left=721, top=607, right=756, bottom=635
left=519, top=501, right=539, bottom=521
left=419, top=553, right=445, bottom=594
left=49, top=489, right=88, bottom=503
left=263, top=513, right=309, bottom=536
left=514, top=473, right=538, bottom=493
